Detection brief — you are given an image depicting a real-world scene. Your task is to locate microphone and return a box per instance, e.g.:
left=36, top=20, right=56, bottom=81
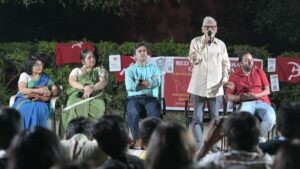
left=207, top=30, right=212, bottom=46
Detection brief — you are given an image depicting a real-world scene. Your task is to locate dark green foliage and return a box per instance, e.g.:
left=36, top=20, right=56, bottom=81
left=151, top=39, right=189, bottom=56
left=0, top=0, right=163, bottom=16
left=228, top=44, right=270, bottom=60
left=227, top=44, right=271, bottom=70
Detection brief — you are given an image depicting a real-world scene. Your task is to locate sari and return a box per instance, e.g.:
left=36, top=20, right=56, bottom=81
left=12, top=73, right=54, bottom=129
left=61, top=66, right=106, bottom=135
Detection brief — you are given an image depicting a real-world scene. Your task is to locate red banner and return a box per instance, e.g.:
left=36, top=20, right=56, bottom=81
left=113, top=55, right=135, bottom=82
left=55, top=42, right=95, bottom=65
left=275, top=56, right=300, bottom=83
left=164, top=58, right=192, bottom=110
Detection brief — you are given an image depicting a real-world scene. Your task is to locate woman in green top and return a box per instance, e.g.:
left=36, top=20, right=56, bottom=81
left=61, top=49, right=108, bottom=136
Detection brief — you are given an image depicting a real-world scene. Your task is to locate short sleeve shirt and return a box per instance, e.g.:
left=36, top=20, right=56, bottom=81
left=226, top=67, right=271, bottom=105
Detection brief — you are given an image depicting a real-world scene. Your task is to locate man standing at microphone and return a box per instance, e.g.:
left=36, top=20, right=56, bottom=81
left=187, top=16, right=230, bottom=149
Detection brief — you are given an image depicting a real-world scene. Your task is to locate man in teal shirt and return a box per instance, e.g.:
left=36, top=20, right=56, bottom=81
left=125, top=42, right=161, bottom=148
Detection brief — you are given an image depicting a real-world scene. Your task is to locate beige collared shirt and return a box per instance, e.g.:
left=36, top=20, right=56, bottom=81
left=60, top=134, right=107, bottom=166
left=187, top=35, right=230, bottom=98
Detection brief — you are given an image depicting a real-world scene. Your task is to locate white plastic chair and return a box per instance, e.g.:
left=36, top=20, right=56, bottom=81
left=9, top=95, right=60, bottom=133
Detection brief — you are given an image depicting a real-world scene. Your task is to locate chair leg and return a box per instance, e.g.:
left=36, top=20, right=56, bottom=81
left=184, top=98, right=191, bottom=128
left=52, top=115, right=56, bottom=134
left=221, top=137, right=224, bottom=151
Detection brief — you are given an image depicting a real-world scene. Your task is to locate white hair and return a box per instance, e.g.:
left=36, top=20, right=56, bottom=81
left=202, top=16, right=217, bottom=26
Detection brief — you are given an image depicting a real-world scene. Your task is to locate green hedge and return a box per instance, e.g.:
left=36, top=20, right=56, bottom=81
left=0, top=40, right=299, bottom=110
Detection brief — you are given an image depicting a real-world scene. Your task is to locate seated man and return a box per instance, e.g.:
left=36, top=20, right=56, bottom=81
left=125, top=42, right=161, bottom=147
left=196, top=112, right=273, bottom=168
left=226, top=52, right=276, bottom=141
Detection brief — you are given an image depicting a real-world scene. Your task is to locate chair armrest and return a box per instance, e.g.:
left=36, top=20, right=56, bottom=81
left=9, top=95, right=16, bottom=107
left=49, top=96, right=60, bottom=134
left=50, top=96, right=59, bottom=113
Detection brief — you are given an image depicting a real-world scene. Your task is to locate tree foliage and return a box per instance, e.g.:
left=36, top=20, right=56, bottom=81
left=224, top=0, right=300, bottom=44
left=249, top=0, right=299, bottom=42
left=0, top=0, right=298, bottom=54
left=0, top=0, right=164, bottom=15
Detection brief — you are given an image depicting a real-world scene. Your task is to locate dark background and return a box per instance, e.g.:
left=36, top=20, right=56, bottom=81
left=0, top=0, right=299, bottom=55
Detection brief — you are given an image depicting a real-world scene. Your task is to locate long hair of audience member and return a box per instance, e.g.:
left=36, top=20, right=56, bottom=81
left=145, top=122, right=196, bottom=169
left=7, top=127, right=68, bottom=169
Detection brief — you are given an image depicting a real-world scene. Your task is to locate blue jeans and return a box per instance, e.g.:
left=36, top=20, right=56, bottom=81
left=126, top=96, right=161, bottom=141
left=239, top=100, right=276, bottom=137
left=191, top=94, right=223, bottom=148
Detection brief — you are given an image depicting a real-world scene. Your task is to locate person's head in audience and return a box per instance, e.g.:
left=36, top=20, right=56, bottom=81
left=273, top=139, right=300, bottom=169
left=51, top=161, right=93, bottom=169
left=139, top=117, right=162, bottom=149
left=222, top=111, right=260, bottom=152
left=145, top=122, right=196, bottom=169
left=0, top=108, right=21, bottom=150
left=7, top=127, right=68, bottom=169
left=277, top=101, right=300, bottom=139
left=66, top=116, right=94, bottom=140
left=93, top=115, right=128, bottom=159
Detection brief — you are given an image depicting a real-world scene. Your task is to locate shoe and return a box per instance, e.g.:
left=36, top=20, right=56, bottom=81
left=129, top=139, right=141, bottom=149
left=259, top=137, right=266, bottom=143
left=211, top=145, right=220, bottom=152
left=129, top=142, right=137, bottom=149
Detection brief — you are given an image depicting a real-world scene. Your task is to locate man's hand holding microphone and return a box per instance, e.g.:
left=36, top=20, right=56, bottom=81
left=201, top=29, right=214, bottom=48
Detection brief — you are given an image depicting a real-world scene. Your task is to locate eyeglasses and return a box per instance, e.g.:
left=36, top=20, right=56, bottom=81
left=202, top=26, right=217, bottom=29
left=33, top=63, right=44, bottom=67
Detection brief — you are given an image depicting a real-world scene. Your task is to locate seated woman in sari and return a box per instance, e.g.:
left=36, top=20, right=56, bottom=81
left=12, top=55, right=60, bottom=129
left=61, top=49, right=108, bottom=136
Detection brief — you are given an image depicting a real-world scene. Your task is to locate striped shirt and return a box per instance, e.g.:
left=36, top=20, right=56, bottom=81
left=198, top=150, right=273, bottom=169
